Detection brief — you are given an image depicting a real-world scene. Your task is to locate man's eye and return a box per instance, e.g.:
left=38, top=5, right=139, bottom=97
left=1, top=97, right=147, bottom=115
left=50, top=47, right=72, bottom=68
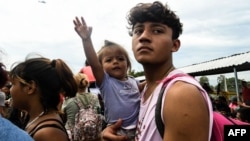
left=153, top=29, right=163, bottom=34
left=133, top=29, right=143, bottom=35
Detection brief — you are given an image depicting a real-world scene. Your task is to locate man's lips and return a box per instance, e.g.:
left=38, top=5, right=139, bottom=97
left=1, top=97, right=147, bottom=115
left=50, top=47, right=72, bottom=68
left=137, top=46, right=153, bottom=52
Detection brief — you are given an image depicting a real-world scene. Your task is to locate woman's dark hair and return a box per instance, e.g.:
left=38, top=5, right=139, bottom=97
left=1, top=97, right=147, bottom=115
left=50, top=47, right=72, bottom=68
left=9, top=56, right=77, bottom=112
left=97, top=40, right=132, bottom=72
left=0, top=62, right=8, bottom=88
left=127, top=1, right=183, bottom=39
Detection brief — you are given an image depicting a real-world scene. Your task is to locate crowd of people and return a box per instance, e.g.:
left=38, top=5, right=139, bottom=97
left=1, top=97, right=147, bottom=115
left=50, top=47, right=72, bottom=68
left=0, top=1, right=250, bottom=141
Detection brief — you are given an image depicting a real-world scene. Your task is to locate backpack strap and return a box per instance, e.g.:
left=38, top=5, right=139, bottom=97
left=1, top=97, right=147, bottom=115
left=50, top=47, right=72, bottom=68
left=74, top=96, right=84, bottom=109
left=74, top=94, right=96, bottom=109
left=155, top=73, right=190, bottom=138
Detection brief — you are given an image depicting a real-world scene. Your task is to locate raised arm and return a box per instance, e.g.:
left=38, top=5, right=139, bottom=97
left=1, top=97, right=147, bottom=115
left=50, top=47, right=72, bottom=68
left=73, top=16, right=104, bottom=86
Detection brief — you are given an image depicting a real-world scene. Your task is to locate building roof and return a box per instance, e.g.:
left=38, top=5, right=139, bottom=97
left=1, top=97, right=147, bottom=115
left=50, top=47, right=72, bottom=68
left=178, top=51, right=250, bottom=76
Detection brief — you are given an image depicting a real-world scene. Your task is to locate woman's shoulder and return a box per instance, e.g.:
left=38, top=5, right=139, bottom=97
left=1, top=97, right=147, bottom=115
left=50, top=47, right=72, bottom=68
left=28, top=114, right=68, bottom=140
left=31, top=118, right=68, bottom=141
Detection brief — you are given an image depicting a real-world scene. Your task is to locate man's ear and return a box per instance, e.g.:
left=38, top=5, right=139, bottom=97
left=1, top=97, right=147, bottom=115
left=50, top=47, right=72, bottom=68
left=171, top=39, right=181, bottom=52
left=26, top=80, right=36, bottom=95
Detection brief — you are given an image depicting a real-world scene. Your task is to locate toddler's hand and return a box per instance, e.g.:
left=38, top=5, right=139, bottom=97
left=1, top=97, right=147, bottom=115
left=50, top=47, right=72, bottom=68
left=73, top=16, right=92, bottom=40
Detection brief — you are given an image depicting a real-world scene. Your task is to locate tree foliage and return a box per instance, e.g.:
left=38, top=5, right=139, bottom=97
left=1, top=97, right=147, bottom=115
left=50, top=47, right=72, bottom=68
left=129, top=69, right=144, bottom=77
left=199, top=76, right=209, bottom=85
left=201, top=75, right=248, bottom=94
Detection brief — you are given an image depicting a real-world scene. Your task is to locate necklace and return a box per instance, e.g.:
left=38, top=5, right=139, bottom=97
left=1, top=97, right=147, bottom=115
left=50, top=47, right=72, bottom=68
left=137, top=66, right=175, bottom=134
left=25, top=111, right=44, bottom=130
left=142, top=66, right=175, bottom=101
left=161, top=66, right=175, bottom=79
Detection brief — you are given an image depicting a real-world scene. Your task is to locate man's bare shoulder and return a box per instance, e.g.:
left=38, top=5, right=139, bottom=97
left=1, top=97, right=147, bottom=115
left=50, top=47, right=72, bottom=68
left=164, top=81, right=208, bottom=113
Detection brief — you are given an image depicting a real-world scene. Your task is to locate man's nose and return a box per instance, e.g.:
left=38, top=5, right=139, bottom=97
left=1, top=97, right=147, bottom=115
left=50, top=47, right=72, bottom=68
left=139, top=30, right=151, bottom=43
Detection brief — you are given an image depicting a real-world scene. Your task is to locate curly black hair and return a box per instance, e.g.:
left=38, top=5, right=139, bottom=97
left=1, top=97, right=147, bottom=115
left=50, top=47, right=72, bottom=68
left=127, top=1, right=183, bottom=39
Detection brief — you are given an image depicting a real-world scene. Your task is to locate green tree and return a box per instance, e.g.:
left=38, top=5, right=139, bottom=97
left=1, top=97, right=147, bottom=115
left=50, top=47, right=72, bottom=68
left=199, top=76, right=209, bottom=85
left=226, top=77, right=246, bottom=92
left=128, top=69, right=144, bottom=77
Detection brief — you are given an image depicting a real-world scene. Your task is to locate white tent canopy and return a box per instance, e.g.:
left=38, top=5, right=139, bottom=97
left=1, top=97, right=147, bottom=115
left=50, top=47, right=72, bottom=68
left=178, top=51, right=250, bottom=76
left=179, top=51, right=250, bottom=100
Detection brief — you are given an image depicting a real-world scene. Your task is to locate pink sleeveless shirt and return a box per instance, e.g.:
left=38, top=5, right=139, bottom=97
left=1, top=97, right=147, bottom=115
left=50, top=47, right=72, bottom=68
left=135, top=70, right=213, bottom=141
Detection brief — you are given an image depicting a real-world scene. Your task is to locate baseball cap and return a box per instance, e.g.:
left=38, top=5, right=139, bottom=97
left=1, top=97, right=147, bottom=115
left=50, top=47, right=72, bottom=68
left=0, top=92, right=6, bottom=107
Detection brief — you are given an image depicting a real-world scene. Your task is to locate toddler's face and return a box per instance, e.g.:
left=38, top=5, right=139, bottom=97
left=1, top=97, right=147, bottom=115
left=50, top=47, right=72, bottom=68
left=101, top=49, right=128, bottom=80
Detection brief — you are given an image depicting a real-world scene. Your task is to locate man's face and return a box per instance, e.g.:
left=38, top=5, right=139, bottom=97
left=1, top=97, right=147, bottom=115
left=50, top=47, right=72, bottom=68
left=131, top=22, right=177, bottom=65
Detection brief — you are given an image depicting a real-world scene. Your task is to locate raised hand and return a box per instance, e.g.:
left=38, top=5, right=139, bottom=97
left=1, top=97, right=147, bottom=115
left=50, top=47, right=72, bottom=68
left=73, top=16, right=92, bottom=40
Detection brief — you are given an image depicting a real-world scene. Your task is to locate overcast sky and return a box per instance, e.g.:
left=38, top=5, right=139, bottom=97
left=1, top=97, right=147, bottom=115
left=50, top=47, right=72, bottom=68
left=0, top=0, right=250, bottom=86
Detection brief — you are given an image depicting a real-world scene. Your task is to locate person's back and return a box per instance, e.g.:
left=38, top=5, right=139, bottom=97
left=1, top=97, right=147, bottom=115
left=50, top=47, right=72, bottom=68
left=64, top=93, right=102, bottom=141
left=64, top=73, right=100, bottom=126
left=64, top=72, right=102, bottom=141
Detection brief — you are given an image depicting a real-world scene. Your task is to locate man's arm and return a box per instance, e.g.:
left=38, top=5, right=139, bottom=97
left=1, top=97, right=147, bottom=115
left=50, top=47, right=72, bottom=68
left=163, top=81, right=210, bottom=141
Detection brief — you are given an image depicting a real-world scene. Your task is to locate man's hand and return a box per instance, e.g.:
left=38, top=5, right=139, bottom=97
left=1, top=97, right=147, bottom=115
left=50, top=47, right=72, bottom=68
left=102, top=119, right=128, bottom=141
